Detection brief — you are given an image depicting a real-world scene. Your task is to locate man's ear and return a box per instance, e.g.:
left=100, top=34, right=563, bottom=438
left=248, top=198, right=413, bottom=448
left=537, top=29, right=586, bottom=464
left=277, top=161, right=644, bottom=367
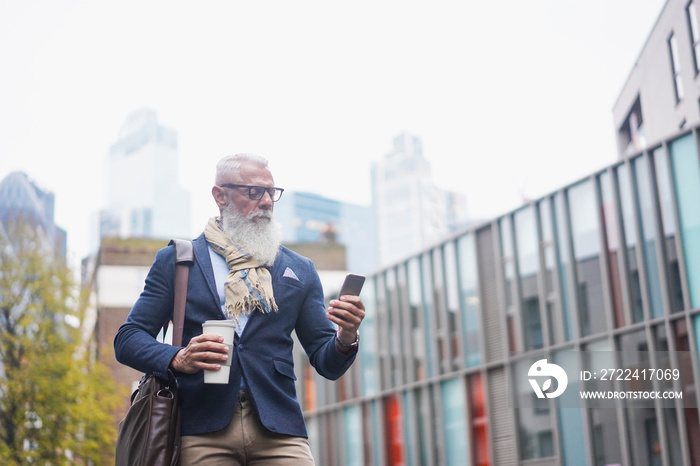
left=212, top=185, right=227, bottom=211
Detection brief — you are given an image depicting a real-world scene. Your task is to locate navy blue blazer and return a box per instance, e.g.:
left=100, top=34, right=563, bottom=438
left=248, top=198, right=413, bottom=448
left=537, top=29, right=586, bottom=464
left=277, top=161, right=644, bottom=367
left=114, top=233, right=356, bottom=437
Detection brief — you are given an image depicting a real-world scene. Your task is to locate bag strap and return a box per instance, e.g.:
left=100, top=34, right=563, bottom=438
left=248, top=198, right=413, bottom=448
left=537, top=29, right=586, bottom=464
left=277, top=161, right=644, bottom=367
left=168, top=239, right=194, bottom=348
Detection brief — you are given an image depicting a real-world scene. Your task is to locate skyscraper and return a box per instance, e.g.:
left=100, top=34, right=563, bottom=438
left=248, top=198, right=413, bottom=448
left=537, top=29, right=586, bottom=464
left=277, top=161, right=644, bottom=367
left=371, top=132, right=467, bottom=267
left=0, top=171, right=67, bottom=258
left=97, top=108, right=191, bottom=245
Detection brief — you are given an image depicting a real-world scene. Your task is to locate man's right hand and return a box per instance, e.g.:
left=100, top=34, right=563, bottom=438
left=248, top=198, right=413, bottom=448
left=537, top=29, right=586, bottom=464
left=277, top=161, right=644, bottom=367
left=169, top=334, right=230, bottom=374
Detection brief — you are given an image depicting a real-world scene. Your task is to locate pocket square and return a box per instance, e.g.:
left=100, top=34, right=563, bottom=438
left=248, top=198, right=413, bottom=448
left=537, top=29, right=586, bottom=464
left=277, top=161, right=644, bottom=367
left=283, top=267, right=300, bottom=281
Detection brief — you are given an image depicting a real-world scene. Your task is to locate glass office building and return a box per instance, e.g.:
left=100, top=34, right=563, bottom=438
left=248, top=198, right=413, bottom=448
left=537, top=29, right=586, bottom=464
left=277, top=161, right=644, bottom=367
left=293, top=127, right=700, bottom=465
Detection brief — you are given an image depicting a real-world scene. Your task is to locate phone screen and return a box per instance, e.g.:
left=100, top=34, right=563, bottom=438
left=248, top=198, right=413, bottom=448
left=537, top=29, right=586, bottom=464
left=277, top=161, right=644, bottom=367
left=339, top=273, right=365, bottom=297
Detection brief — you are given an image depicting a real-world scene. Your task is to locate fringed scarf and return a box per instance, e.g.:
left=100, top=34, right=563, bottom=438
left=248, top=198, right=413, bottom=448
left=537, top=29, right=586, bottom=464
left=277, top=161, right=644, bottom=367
left=204, top=217, right=278, bottom=323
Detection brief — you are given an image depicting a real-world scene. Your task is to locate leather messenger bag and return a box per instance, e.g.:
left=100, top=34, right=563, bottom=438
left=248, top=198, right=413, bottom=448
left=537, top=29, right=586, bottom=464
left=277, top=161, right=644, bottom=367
left=115, top=239, right=193, bottom=466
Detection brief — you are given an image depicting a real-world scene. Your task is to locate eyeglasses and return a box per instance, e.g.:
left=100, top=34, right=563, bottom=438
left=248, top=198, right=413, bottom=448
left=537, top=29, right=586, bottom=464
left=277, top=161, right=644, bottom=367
left=219, top=183, right=285, bottom=202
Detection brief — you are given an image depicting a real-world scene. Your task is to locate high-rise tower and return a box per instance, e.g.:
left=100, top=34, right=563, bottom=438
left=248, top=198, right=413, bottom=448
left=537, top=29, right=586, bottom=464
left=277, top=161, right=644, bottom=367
left=371, top=132, right=467, bottom=266
left=0, top=171, right=67, bottom=258
left=97, top=109, right=191, bottom=245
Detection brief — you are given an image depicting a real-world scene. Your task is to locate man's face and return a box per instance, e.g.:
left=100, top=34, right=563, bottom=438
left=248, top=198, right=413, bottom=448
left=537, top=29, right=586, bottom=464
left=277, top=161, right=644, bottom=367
left=213, top=161, right=275, bottom=219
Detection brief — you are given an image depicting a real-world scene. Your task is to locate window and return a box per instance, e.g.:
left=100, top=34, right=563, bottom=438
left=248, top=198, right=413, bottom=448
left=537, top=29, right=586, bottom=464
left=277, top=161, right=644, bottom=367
left=633, top=155, right=664, bottom=318
left=583, top=340, right=623, bottom=464
left=440, top=378, right=469, bottom=465
left=359, top=278, right=379, bottom=396
left=468, top=373, right=491, bottom=466
left=676, top=318, right=700, bottom=464
left=669, top=33, right=684, bottom=102
left=620, top=97, right=646, bottom=156
left=653, top=146, right=685, bottom=312
left=670, top=133, right=700, bottom=308
left=687, top=1, right=700, bottom=73
left=553, top=193, right=574, bottom=340
left=599, top=171, right=626, bottom=327
left=554, top=349, right=590, bottom=466
left=568, top=180, right=606, bottom=336
left=457, top=233, right=481, bottom=367
left=407, top=258, right=428, bottom=381
left=343, top=405, right=363, bottom=466
left=539, top=198, right=564, bottom=343
left=619, top=330, right=662, bottom=466
left=420, top=253, right=439, bottom=378
left=617, top=164, right=645, bottom=323
left=514, top=206, right=544, bottom=349
left=383, top=394, right=406, bottom=466
left=499, top=216, right=518, bottom=353
left=515, top=359, right=553, bottom=460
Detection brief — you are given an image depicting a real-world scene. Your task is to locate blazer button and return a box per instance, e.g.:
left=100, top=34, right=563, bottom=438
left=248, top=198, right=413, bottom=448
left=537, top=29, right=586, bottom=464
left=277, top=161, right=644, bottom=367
left=238, top=344, right=243, bottom=351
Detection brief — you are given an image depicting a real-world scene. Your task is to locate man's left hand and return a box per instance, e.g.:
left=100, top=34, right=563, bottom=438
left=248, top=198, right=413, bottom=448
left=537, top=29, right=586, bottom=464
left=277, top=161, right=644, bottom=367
left=327, top=295, right=365, bottom=346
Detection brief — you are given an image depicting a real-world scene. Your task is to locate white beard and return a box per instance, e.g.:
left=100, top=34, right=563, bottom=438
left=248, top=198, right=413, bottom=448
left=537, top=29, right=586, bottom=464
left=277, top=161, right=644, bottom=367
left=221, top=203, right=282, bottom=266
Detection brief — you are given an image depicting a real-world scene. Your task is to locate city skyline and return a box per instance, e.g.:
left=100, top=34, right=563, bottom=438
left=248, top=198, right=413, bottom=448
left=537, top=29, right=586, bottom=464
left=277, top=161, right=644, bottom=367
left=1, top=0, right=666, bottom=264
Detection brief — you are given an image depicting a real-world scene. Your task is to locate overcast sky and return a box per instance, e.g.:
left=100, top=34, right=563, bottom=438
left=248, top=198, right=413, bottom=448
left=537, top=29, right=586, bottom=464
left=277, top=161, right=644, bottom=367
left=1, top=0, right=667, bottom=265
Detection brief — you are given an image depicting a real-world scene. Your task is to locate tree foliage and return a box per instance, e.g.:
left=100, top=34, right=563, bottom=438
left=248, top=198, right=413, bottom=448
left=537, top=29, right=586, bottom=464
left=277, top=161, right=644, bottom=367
left=0, top=218, right=123, bottom=465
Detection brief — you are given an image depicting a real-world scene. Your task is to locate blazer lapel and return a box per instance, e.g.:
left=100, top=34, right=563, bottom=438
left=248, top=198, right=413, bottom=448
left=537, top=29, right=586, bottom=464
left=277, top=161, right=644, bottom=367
left=193, top=233, right=220, bottom=310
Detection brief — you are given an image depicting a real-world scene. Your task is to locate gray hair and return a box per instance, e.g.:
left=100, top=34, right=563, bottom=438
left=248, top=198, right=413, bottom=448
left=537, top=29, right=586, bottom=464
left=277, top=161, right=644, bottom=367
left=215, top=153, right=269, bottom=184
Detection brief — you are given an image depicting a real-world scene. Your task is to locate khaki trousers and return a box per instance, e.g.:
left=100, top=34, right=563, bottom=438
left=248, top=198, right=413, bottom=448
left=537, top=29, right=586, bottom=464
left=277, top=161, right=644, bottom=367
left=180, top=392, right=315, bottom=465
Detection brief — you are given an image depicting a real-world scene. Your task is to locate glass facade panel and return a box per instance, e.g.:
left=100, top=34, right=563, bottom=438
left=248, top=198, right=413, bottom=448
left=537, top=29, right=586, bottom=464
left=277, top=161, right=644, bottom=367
left=361, top=403, right=375, bottom=466
left=302, top=361, right=316, bottom=411
left=384, top=268, right=402, bottom=387
left=514, top=206, right=544, bottom=350
left=457, top=233, right=481, bottom=367
left=633, top=155, right=664, bottom=318
left=414, top=387, right=432, bottom=465
left=619, top=330, right=661, bottom=466
left=420, top=253, right=437, bottom=378
left=402, top=392, right=415, bottom=466
left=670, top=133, right=700, bottom=308
left=600, top=171, right=626, bottom=327
left=554, top=193, right=574, bottom=340
left=396, top=264, right=413, bottom=383
left=677, top=318, right=700, bottom=465
left=554, top=349, right=588, bottom=466
left=569, top=180, right=606, bottom=336
left=384, top=394, right=405, bottom=466
left=443, top=242, right=462, bottom=371
left=360, top=278, right=379, bottom=396
left=618, top=163, right=645, bottom=322
left=307, top=416, right=320, bottom=464
left=343, top=405, right=363, bottom=466
left=500, top=216, right=518, bottom=352
left=653, top=146, right=685, bottom=312
left=539, top=198, right=562, bottom=344
left=515, top=358, right=554, bottom=460
left=500, top=216, right=516, bottom=309
left=440, top=377, right=469, bottom=466
left=583, top=339, right=622, bottom=465
left=371, top=401, right=383, bottom=466
left=431, top=250, right=451, bottom=374
left=652, top=325, right=683, bottom=466
left=407, top=258, right=427, bottom=381
left=375, top=273, right=390, bottom=391
left=468, top=373, right=490, bottom=466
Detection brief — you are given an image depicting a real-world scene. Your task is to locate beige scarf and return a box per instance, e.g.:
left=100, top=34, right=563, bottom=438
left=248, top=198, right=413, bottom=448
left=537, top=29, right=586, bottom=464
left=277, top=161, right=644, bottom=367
left=204, top=217, right=278, bottom=323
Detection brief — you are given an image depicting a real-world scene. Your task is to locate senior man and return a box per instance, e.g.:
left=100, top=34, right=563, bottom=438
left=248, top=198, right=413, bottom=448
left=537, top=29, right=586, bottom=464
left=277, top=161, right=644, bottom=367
left=114, top=153, right=365, bottom=465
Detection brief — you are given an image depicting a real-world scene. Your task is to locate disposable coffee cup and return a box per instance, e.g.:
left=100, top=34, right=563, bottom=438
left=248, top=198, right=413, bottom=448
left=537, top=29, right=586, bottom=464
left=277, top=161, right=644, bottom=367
left=202, top=320, right=235, bottom=384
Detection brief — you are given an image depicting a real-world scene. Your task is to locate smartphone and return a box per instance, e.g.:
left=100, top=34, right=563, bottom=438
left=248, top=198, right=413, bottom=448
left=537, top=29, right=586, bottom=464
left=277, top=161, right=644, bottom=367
left=338, top=273, right=365, bottom=297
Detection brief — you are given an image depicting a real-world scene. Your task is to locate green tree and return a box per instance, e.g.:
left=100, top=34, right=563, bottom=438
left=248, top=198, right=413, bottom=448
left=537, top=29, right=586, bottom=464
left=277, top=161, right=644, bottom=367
left=0, top=218, right=123, bottom=465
